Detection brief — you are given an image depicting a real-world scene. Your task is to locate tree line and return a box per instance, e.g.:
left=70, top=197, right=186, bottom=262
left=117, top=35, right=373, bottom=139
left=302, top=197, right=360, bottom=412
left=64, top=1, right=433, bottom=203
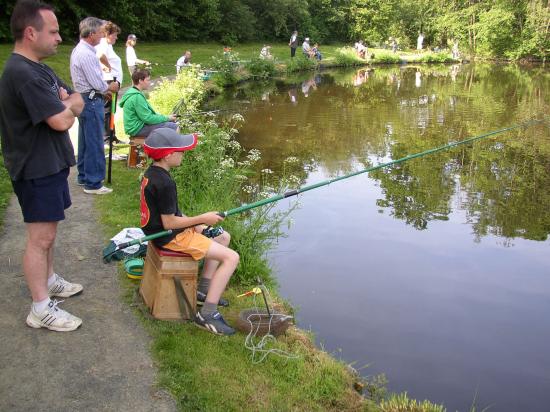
left=1, top=0, right=548, bottom=59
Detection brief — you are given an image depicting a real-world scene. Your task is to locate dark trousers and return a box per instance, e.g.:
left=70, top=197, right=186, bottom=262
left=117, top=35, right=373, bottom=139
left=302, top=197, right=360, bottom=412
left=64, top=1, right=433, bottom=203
left=290, top=47, right=296, bottom=58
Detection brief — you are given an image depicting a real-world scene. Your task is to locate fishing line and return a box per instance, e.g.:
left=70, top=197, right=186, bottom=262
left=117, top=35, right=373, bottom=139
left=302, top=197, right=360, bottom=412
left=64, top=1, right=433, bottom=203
left=243, top=283, right=299, bottom=364
left=219, top=119, right=543, bottom=217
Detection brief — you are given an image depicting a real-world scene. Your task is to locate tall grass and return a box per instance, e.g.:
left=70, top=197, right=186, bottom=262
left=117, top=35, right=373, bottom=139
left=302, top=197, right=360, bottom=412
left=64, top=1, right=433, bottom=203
left=372, top=52, right=402, bottom=64
left=333, top=46, right=366, bottom=66
left=418, top=52, right=456, bottom=63
left=244, top=56, right=277, bottom=79
left=286, top=55, right=317, bottom=73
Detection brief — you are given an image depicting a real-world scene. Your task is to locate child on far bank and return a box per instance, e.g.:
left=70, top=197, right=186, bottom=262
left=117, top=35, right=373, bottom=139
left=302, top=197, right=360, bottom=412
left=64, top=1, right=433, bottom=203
left=140, top=128, right=239, bottom=336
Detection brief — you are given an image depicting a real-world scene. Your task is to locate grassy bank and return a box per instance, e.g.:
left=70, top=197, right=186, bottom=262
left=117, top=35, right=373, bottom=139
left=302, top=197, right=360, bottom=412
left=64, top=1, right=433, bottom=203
left=0, top=41, right=457, bottom=88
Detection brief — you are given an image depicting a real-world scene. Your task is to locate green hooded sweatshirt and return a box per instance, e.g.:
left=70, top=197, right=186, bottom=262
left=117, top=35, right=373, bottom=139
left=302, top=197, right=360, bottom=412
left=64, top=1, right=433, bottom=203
left=119, top=87, right=169, bottom=136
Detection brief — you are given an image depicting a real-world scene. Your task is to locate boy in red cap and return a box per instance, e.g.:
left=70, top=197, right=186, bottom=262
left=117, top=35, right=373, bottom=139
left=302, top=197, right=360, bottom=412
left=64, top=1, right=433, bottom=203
left=140, top=128, right=239, bottom=335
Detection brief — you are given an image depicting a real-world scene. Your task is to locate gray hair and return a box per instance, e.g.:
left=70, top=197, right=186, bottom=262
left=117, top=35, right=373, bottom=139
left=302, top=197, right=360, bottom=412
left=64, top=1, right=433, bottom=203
left=79, top=17, right=103, bottom=38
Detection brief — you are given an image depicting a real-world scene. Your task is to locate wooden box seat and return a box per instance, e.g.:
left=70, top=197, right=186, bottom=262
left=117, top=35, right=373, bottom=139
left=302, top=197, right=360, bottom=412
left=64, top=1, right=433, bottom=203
left=127, top=136, right=145, bottom=168
left=139, top=242, right=198, bottom=320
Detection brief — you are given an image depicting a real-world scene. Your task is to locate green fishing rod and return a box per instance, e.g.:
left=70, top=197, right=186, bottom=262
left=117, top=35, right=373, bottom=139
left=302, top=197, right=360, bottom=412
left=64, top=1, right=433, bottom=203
left=219, top=119, right=543, bottom=218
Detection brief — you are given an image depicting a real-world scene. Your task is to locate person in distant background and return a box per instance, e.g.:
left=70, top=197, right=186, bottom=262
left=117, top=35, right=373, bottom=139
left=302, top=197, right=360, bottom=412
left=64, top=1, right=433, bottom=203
left=176, top=50, right=191, bottom=73
left=289, top=30, right=298, bottom=58
left=125, top=34, right=149, bottom=75
left=259, top=45, right=273, bottom=60
left=417, top=32, right=424, bottom=51
left=95, top=21, right=123, bottom=84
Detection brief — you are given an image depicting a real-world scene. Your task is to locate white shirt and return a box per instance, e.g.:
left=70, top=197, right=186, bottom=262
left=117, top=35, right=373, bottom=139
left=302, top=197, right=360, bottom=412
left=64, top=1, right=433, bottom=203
left=126, top=45, right=137, bottom=67
left=95, top=38, right=123, bottom=83
left=176, top=56, right=189, bottom=73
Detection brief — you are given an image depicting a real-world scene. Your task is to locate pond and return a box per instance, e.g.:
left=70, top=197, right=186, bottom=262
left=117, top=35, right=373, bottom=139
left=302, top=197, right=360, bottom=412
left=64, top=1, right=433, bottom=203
left=210, top=63, right=550, bottom=412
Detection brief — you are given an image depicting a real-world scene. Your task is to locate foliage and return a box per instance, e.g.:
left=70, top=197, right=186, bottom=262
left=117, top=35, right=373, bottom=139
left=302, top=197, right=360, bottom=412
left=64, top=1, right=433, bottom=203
left=417, top=52, right=455, bottom=63
left=333, top=46, right=366, bottom=66
left=372, top=52, right=401, bottom=64
left=210, top=50, right=240, bottom=87
left=379, top=392, right=446, bottom=412
left=148, top=67, right=206, bottom=116
left=286, top=55, right=317, bottom=73
left=1, top=0, right=547, bottom=59
left=244, top=57, right=277, bottom=79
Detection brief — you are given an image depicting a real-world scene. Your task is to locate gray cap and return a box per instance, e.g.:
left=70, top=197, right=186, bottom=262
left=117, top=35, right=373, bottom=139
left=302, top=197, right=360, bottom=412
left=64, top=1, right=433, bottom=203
left=127, top=34, right=137, bottom=40
left=143, top=128, right=197, bottom=160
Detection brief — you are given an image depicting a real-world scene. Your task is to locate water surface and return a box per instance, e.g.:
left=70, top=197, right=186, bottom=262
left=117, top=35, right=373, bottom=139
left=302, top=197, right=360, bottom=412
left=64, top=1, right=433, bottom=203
left=211, top=64, right=550, bottom=411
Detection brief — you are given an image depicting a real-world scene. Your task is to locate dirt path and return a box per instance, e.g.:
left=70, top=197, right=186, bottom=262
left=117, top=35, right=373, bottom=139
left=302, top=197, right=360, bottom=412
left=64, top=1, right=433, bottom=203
left=0, top=170, right=176, bottom=412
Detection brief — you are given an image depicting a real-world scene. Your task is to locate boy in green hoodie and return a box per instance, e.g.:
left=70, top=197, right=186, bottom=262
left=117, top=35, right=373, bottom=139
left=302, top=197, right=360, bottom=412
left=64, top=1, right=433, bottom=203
left=119, top=68, right=178, bottom=137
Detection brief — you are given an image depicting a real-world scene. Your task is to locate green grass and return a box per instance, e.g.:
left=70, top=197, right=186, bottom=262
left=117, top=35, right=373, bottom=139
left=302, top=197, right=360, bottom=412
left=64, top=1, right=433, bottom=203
left=0, top=155, right=12, bottom=228
left=0, top=42, right=350, bottom=88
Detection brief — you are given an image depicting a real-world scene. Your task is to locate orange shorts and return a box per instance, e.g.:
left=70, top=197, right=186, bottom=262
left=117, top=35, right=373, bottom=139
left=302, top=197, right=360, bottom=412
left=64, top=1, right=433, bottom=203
left=162, top=227, right=212, bottom=260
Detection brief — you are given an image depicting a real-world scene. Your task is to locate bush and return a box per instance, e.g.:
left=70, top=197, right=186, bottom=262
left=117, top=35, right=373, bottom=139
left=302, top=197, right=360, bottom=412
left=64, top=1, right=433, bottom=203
left=372, top=52, right=401, bottom=64
left=149, top=67, right=206, bottom=116
left=334, top=47, right=365, bottom=66
left=418, top=52, right=455, bottom=63
left=210, top=50, right=240, bottom=87
left=286, top=55, right=317, bottom=73
left=245, top=57, right=277, bottom=79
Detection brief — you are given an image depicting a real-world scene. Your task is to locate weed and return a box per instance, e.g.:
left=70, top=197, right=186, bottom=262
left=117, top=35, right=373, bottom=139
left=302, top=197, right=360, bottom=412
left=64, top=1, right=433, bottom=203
left=245, top=57, right=277, bottom=79
left=334, top=47, right=366, bottom=66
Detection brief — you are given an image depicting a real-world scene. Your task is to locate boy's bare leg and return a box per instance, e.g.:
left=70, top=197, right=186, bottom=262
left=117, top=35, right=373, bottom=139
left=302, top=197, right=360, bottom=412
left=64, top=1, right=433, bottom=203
left=200, top=231, right=231, bottom=280
left=202, top=241, right=239, bottom=305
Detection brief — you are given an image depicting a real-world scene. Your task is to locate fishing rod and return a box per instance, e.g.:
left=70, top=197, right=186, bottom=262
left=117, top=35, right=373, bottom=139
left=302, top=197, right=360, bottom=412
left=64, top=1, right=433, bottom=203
left=101, top=119, right=543, bottom=261
left=218, top=119, right=543, bottom=217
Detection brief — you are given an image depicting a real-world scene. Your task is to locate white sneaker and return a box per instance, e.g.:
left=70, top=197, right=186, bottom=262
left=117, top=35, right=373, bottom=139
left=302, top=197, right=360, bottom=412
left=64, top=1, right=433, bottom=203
left=48, top=273, right=83, bottom=298
left=83, top=186, right=113, bottom=195
left=26, top=299, right=82, bottom=332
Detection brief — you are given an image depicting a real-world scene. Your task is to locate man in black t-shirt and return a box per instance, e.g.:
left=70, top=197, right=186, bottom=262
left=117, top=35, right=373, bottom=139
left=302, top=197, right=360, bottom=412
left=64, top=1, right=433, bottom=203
left=140, top=128, right=239, bottom=336
left=0, top=0, right=84, bottom=332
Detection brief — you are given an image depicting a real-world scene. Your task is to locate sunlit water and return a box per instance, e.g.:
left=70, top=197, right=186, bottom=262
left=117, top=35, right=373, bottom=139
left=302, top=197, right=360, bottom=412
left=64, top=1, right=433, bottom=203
left=210, top=64, right=550, bottom=411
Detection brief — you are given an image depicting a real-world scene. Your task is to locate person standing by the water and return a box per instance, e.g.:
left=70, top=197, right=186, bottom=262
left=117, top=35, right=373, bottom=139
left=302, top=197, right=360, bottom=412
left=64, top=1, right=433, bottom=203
left=70, top=16, right=119, bottom=194
left=289, top=30, right=298, bottom=58
left=417, top=32, right=424, bottom=51
left=95, top=21, right=123, bottom=84
left=0, top=0, right=85, bottom=331
left=125, top=34, right=149, bottom=75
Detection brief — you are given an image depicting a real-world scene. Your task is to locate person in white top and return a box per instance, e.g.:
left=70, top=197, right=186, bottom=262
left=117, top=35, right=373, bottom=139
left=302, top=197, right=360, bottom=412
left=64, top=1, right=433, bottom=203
left=417, top=33, right=424, bottom=51
left=95, top=21, right=123, bottom=83
left=259, top=45, right=273, bottom=60
left=176, top=50, right=191, bottom=73
left=126, top=34, right=149, bottom=75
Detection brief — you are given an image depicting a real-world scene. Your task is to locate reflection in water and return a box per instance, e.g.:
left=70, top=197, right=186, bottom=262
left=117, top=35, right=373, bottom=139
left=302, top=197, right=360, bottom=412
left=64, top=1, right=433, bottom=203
left=210, top=65, right=550, bottom=412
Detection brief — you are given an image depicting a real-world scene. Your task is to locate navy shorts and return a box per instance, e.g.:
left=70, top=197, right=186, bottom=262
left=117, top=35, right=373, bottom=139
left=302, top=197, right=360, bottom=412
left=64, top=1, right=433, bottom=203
left=12, top=168, right=71, bottom=223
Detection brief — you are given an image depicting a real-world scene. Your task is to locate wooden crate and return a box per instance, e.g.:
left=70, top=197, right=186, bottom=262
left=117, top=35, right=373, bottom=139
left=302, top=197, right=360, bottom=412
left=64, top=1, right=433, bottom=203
left=128, top=136, right=145, bottom=168
left=139, top=242, right=198, bottom=320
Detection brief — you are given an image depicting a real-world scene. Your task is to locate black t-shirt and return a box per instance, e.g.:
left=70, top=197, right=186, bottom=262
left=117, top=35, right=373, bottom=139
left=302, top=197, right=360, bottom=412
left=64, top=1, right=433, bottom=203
left=140, top=165, right=184, bottom=246
left=0, top=53, right=76, bottom=181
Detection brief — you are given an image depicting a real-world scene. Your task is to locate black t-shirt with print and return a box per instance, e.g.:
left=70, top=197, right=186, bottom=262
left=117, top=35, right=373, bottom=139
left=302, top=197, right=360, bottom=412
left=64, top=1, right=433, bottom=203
left=0, top=53, right=76, bottom=181
left=140, top=165, right=184, bottom=246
